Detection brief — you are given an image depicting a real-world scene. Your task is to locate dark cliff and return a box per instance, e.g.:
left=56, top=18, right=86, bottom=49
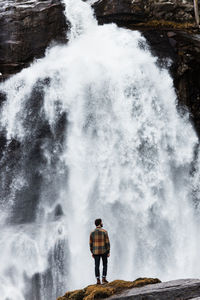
left=0, top=0, right=67, bottom=79
left=0, top=0, right=200, bottom=134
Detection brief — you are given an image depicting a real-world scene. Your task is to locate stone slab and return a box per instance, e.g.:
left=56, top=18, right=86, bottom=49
left=109, top=279, right=200, bottom=300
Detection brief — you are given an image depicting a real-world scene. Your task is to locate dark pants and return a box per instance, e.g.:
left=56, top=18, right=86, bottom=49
left=93, top=252, right=108, bottom=278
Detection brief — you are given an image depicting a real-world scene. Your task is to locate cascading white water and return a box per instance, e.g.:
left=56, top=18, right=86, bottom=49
left=0, top=0, right=200, bottom=299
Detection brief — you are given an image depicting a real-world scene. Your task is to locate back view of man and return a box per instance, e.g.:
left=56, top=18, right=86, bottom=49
left=89, top=218, right=110, bottom=284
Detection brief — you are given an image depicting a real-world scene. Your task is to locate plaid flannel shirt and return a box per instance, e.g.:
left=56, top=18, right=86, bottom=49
left=89, top=227, right=110, bottom=255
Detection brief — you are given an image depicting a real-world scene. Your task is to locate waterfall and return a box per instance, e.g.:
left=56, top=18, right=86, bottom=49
left=0, top=0, right=200, bottom=299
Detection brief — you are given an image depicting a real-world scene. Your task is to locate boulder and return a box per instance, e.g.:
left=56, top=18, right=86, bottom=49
left=110, top=279, right=200, bottom=300
left=57, top=278, right=200, bottom=300
left=57, top=278, right=161, bottom=300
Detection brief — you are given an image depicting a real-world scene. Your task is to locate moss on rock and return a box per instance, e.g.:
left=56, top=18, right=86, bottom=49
left=131, top=20, right=196, bottom=30
left=57, top=278, right=161, bottom=300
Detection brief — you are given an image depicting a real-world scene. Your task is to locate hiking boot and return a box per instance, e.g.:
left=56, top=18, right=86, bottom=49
left=102, top=277, right=108, bottom=284
left=96, top=278, right=101, bottom=285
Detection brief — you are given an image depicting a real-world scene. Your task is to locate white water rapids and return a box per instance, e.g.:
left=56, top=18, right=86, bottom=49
left=0, top=0, right=200, bottom=299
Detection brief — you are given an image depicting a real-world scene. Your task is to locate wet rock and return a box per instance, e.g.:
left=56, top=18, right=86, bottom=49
left=92, top=0, right=146, bottom=26
left=93, top=0, right=195, bottom=28
left=110, top=279, right=200, bottom=300
left=54, top=204, right=64, bottom=218
left=0, top=0, right=67, bottom=79
left=167, top=31, right=176, bottom=38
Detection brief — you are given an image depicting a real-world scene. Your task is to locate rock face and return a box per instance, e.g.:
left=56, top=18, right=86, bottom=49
left=0, top=0, right=67, bottom=79
left=93, top=0, right=195, bottom=27
left=109, top=279, right=200, bottom=300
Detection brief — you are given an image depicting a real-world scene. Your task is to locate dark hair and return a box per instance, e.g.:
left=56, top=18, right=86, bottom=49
left=95, top=218, right=102, bottom=226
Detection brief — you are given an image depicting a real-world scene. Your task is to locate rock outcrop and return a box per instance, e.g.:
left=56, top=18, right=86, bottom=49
left=57, top=278, right=200, bottom=300
left=93, top=0, right=196, bottom=28
left=0, top=0, right=67, bottom=80
left=110, top=279, right=200, bottom=300
left=57, top=278, right=161, bottom=300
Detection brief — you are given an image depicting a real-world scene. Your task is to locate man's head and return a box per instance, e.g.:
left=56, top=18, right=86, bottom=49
left=95, top=218, right=103, bottom=227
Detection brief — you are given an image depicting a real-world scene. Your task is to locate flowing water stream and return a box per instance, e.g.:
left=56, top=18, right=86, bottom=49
left=0, top=0, right=200, bottom=299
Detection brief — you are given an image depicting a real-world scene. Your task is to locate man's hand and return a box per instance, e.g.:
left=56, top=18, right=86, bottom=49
left=107, top=253, right=110, bottom=257
left=92, top=254, right=94, bottom=258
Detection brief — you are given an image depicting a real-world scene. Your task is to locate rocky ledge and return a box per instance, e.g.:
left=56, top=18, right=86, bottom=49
left=57, top=278, right=200, bottom=300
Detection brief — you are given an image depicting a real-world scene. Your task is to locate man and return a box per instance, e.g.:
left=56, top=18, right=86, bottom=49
left=89, top=218, right=110, bottom=285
